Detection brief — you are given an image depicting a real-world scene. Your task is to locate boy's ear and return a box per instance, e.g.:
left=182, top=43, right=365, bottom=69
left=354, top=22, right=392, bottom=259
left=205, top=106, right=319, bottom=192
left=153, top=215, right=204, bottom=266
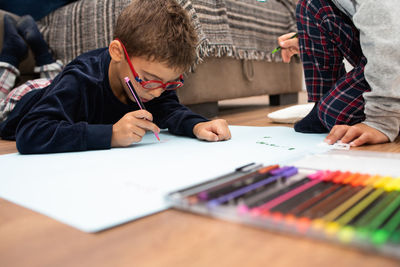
left=109, top=40, right=124, bottom=62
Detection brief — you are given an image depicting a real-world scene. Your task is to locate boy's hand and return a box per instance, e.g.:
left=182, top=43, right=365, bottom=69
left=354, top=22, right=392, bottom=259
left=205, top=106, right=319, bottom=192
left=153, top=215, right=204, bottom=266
left=111, top=110, right=160, bottom=147
left=193, top=119, right=231, bottom=142
left=278, top=32, right=299, bottom=63
left=325, top=123, right=389, bottom=147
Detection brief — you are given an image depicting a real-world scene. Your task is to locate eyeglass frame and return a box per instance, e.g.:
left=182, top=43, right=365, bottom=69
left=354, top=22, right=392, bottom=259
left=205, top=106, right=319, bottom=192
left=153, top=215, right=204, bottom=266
left=115, top=38, right=184, bottom=91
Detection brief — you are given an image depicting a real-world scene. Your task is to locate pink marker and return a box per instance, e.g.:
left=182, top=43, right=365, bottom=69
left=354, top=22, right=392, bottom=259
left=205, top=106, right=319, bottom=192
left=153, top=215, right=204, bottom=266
left=124, top=77, right=160, bottom=141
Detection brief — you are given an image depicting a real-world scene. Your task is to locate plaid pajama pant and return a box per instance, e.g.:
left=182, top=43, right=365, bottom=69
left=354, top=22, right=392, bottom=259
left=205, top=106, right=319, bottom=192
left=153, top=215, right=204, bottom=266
left=296, top=0, right=371, bottom=130
left=0, top=60, right=63, bottom=121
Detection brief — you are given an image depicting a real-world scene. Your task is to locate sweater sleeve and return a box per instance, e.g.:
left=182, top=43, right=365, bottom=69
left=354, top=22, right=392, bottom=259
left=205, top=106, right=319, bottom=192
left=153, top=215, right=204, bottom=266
left=146, top=90, right=209, bottom=138
left=15, top=74, right=113, bottom=154
left=353, top=0, right=400, bottom=141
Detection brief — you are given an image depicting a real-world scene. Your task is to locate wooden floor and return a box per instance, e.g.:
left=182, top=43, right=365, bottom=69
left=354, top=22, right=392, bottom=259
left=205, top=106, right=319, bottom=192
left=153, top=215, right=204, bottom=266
left=1, top=94, right=400, bottom=267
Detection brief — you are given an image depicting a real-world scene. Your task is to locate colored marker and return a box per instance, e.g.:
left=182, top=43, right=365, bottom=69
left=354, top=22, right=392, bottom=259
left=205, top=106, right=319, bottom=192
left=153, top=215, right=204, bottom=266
left=353, top=191, right=400, bottom=242
left=124, top=77, right=160, bottom=141
left=207, top=167, right=298, bottom=208
left=365, top=191, right=400, bottom=230
left=198, top=164, right=279, bottom=201
left=271, top=33, right=298, bottom=54
left=171, top=162, right=260, bottom=200
left=283, top=171, right=343, bottom=217
left=256, top=178, right=321, bottom=213
left=324, top=188, right=383, bottom=241
left=322, top=185, right=375, bottom=223
left=343, top=193, right=389, bottom=233
left=352, top=192, right=392, bottom=228
left=288, top=183, right=341, bottom=217
left=303, top=185, right=361, bottom=219
left=244, top=174, right=308, bottom=209
left=270, top=180, right=331, bottom=214
left=380, top=202, right=400, bottom=241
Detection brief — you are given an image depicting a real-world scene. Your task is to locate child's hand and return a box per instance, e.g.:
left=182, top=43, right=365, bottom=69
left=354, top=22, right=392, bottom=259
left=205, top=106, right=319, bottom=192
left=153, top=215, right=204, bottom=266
left=111, top=110, right=160, bottom=147
left=278, top=32, right=299, bottom=63
left=193, top=119, right=231, bottom=142
left=325, top=123, right=389, bottom=147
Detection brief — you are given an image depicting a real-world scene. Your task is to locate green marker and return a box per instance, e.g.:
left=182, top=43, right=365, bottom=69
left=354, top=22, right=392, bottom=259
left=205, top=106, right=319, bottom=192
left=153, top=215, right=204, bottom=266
left=271, top=33, right=298, bottom=54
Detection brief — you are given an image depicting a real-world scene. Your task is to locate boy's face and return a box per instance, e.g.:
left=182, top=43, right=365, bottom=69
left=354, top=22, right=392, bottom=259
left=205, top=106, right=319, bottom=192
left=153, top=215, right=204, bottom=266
left=121, top=56, right=182, bottom=103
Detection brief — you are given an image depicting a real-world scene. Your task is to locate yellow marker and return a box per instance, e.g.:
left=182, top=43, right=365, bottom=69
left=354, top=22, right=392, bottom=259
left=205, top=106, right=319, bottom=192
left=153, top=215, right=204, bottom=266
left=393, top=178, right=400, bottom=190
left=384, top=178, right=397, bottom=191
left=373, top=176, right=392, bottom=188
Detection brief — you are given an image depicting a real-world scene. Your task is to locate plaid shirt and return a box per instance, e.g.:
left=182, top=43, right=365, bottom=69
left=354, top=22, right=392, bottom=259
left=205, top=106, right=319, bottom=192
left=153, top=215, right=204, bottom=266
left=296, top=0, right=371, bottom=129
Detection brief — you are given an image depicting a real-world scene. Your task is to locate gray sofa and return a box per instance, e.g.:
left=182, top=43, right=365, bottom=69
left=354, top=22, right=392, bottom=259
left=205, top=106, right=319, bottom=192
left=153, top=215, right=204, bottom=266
left=0, top=0, right=303, bottom=117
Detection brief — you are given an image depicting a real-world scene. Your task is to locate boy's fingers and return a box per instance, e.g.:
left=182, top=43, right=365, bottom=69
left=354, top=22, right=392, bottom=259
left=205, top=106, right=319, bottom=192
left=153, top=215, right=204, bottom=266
left=280, top=38, right=298, bottom=49
left=130, top=109, right=153, bottom=121
left=130, top=132, right=144, bottom=143
left=126, top=113, right=160, bottom=134
left=278, top=32, right=297, bottom=43
left=136, top=119, right=160, bottom=134
left=340, top=127, right=361, bottom=144
left=216, top=126, right=231, bottom=140
left=130, top=125, right=146, bottom=137
left=212, top=120, right=231, bottom=140
left=349, top=134, right=369, bottom=147
left=200, top=130, right=219, bottom=141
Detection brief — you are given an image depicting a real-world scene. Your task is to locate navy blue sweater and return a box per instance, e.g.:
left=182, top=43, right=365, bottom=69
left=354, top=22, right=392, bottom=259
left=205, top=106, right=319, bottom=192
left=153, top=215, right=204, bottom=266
left=0, top=48, right=208, bottom=154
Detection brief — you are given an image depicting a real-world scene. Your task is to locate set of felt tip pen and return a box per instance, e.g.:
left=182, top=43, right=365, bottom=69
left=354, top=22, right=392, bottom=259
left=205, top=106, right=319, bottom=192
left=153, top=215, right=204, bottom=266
left=168, top=164, right=400, bottom=259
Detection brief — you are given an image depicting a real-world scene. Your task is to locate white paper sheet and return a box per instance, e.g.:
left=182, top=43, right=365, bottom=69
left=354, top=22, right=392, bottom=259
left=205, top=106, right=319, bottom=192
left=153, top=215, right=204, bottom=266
left=0, top=126, right=329, bottom=232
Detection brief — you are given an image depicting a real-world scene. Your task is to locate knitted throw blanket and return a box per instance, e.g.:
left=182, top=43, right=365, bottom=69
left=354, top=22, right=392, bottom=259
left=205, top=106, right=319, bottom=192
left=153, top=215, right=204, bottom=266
left=38, top=0, right=296, bottom=64
left=182, top=0, right=297, bottom=62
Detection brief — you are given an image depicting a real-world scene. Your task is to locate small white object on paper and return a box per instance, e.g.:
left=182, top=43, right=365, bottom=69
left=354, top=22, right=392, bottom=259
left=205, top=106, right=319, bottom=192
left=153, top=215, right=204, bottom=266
left=332, top=141, right=350, bottom=150
left=318, top=141, right=350, bottom=150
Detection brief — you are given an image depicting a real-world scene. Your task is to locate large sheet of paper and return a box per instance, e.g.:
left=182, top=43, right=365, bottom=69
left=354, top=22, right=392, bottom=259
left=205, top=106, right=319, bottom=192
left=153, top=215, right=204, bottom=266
left=0, top=126, right=329, bottom=232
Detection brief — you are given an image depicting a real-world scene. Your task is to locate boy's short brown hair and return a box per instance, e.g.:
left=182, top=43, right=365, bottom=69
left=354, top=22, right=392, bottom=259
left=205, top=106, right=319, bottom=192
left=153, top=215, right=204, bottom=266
left=113, top=0, right=198, bottom=72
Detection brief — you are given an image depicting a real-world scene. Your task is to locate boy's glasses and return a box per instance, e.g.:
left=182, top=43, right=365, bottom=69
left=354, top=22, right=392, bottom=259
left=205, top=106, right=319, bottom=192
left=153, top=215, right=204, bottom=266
left=115, top=38, right=184, bottom=90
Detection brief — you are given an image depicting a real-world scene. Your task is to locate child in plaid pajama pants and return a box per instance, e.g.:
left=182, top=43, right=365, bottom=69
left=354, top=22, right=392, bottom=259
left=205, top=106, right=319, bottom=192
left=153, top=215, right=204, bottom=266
left=278, top=0, right=400, bottom=147
left=0, top=13, right=63, bottom=121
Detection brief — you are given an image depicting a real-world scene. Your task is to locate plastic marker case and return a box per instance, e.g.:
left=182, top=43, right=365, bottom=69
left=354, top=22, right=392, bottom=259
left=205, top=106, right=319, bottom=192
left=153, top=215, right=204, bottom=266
left=167, top=164, right=400, bottom=260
